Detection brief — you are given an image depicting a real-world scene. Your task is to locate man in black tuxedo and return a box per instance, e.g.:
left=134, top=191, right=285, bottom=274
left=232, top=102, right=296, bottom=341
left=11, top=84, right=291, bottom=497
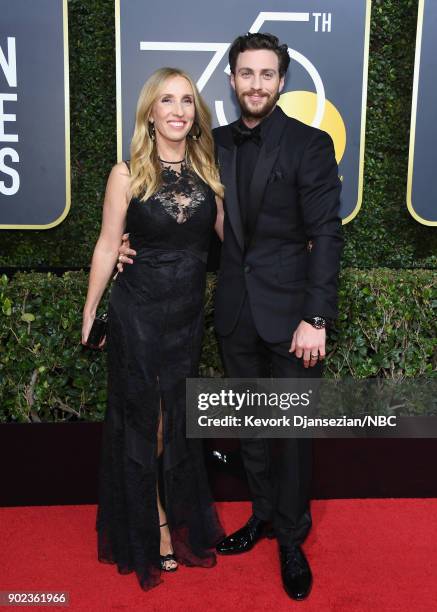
left=211, top=33, right=343, bottom=601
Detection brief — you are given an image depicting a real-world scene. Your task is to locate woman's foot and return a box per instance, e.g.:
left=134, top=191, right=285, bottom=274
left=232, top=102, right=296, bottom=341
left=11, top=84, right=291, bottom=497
left=160, top=522, right=178, bottom=572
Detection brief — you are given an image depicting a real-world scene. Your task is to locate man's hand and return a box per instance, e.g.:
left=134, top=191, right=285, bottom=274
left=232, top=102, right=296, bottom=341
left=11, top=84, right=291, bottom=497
left=117, top=232, right=136, bottom=273
left=289, top=321, right=326, bottom=368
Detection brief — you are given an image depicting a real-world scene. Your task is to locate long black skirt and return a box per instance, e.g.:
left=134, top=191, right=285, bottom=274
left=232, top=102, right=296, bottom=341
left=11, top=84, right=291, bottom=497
left=95, top=251, right=224, bottom=590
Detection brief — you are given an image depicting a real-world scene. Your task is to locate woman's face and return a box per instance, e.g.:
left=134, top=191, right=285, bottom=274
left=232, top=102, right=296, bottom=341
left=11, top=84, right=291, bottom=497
left=150, top=76, right=196, bottom=144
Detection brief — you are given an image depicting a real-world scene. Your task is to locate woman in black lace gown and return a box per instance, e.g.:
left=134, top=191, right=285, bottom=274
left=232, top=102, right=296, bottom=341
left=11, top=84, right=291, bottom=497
left=82, top=68, right=225, bottom=590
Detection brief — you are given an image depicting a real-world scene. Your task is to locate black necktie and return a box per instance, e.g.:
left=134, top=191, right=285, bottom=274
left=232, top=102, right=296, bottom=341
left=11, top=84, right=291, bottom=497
left=231, top=122, right=262, bottom=147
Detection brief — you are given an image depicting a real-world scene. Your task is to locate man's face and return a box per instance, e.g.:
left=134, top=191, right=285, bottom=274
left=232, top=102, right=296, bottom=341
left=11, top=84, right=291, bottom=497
left=231, top=49, right=285, bottom=121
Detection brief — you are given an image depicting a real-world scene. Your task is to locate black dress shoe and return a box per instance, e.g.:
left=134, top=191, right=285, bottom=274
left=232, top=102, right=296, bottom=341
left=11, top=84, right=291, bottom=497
left=280, top=545, right=312, bottom=600
left=216, top=515, right=273, bottom=555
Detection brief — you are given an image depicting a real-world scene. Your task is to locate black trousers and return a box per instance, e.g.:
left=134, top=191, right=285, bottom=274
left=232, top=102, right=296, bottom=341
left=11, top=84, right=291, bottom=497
left=218, top=294, right=322, bottom=546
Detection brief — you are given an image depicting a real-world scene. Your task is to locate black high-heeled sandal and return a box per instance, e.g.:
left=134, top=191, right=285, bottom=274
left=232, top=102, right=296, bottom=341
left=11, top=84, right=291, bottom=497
left=160, top=522, right=178, bottom=572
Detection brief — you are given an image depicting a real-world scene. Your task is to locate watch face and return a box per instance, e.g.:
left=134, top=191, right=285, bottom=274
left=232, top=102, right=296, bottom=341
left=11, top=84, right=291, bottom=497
left=305, top=317, right=326, bottom=329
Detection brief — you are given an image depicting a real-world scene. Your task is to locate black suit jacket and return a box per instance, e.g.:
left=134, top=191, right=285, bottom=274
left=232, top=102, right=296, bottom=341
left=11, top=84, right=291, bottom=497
left=213, top=106, right=343, bottom=344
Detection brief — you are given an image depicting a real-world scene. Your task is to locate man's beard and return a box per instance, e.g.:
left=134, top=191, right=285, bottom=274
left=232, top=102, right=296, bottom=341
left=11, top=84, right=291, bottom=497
left=237, top=88, right=280, bottom=121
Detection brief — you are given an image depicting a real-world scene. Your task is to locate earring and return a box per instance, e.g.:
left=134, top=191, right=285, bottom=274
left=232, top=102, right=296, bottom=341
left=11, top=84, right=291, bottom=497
left=148, top=121, right=156, bottom=141
left=188, top=123, right=202, bottom=140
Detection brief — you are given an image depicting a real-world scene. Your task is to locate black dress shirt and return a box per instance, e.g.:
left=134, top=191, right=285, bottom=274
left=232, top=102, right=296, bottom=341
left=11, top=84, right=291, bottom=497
left=235, top=108, right=278, bottom=242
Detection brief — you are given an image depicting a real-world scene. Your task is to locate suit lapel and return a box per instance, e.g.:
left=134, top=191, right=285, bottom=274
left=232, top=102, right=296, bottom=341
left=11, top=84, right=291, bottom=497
left=246, top=107, right=288, bottom=244
left=217, top=128, right=245, bottom=252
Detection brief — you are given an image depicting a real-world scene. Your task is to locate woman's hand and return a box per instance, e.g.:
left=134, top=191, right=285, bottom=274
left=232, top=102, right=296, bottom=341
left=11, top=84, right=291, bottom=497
left=81, top=311, right=95, bottom=346
left=82, top=311, right=106, bottom=349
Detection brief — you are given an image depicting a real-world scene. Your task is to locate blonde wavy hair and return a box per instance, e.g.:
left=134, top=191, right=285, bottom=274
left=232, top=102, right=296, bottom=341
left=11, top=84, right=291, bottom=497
left=130, top=67, right=224, bottom=201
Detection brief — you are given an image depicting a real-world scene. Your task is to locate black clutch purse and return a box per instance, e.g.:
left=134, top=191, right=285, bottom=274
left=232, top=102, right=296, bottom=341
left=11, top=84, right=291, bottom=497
left=84, top=269, right=118, bottom=349
left=85, top=312, right=108, bottom=349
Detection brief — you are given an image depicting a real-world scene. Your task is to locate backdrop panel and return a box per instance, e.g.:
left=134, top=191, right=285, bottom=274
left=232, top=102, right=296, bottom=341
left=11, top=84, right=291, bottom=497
left=116, top=0, right=371, bottom=222
left=0, top=0, right=70, bottom=229
left=407, top=0, right=437, bottom=226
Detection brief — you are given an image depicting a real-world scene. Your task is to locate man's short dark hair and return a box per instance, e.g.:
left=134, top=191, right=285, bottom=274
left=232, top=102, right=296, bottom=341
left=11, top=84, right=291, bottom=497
left=228, top=32, right=290, bottom=77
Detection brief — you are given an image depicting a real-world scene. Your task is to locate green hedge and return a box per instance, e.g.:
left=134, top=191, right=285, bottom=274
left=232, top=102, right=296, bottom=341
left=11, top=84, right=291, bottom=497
left=0, top=0, right=435, bottom=269
left=0, top=270, right=435, bottom=423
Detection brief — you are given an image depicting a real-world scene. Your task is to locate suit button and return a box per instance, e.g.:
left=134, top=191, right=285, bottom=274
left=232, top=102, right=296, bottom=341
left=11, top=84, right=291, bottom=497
left=244, top=265, right=251, bottom=273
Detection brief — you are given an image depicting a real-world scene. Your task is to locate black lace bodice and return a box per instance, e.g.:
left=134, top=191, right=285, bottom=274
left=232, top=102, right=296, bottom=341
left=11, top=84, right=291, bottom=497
left=125, top=161, right=216, bottom=260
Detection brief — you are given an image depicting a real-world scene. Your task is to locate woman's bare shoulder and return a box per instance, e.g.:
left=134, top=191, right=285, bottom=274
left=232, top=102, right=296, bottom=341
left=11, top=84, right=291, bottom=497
left=110, top=161, right=130, bottom=178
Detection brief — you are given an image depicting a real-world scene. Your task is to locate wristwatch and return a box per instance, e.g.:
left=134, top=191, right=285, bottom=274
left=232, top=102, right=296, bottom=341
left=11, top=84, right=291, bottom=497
left=303, top=316, right=328, bottom=329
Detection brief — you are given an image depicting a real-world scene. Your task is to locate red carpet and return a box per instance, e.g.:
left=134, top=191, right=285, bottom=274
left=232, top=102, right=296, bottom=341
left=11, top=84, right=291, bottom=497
left=1, top=500, right=437, bottom=611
